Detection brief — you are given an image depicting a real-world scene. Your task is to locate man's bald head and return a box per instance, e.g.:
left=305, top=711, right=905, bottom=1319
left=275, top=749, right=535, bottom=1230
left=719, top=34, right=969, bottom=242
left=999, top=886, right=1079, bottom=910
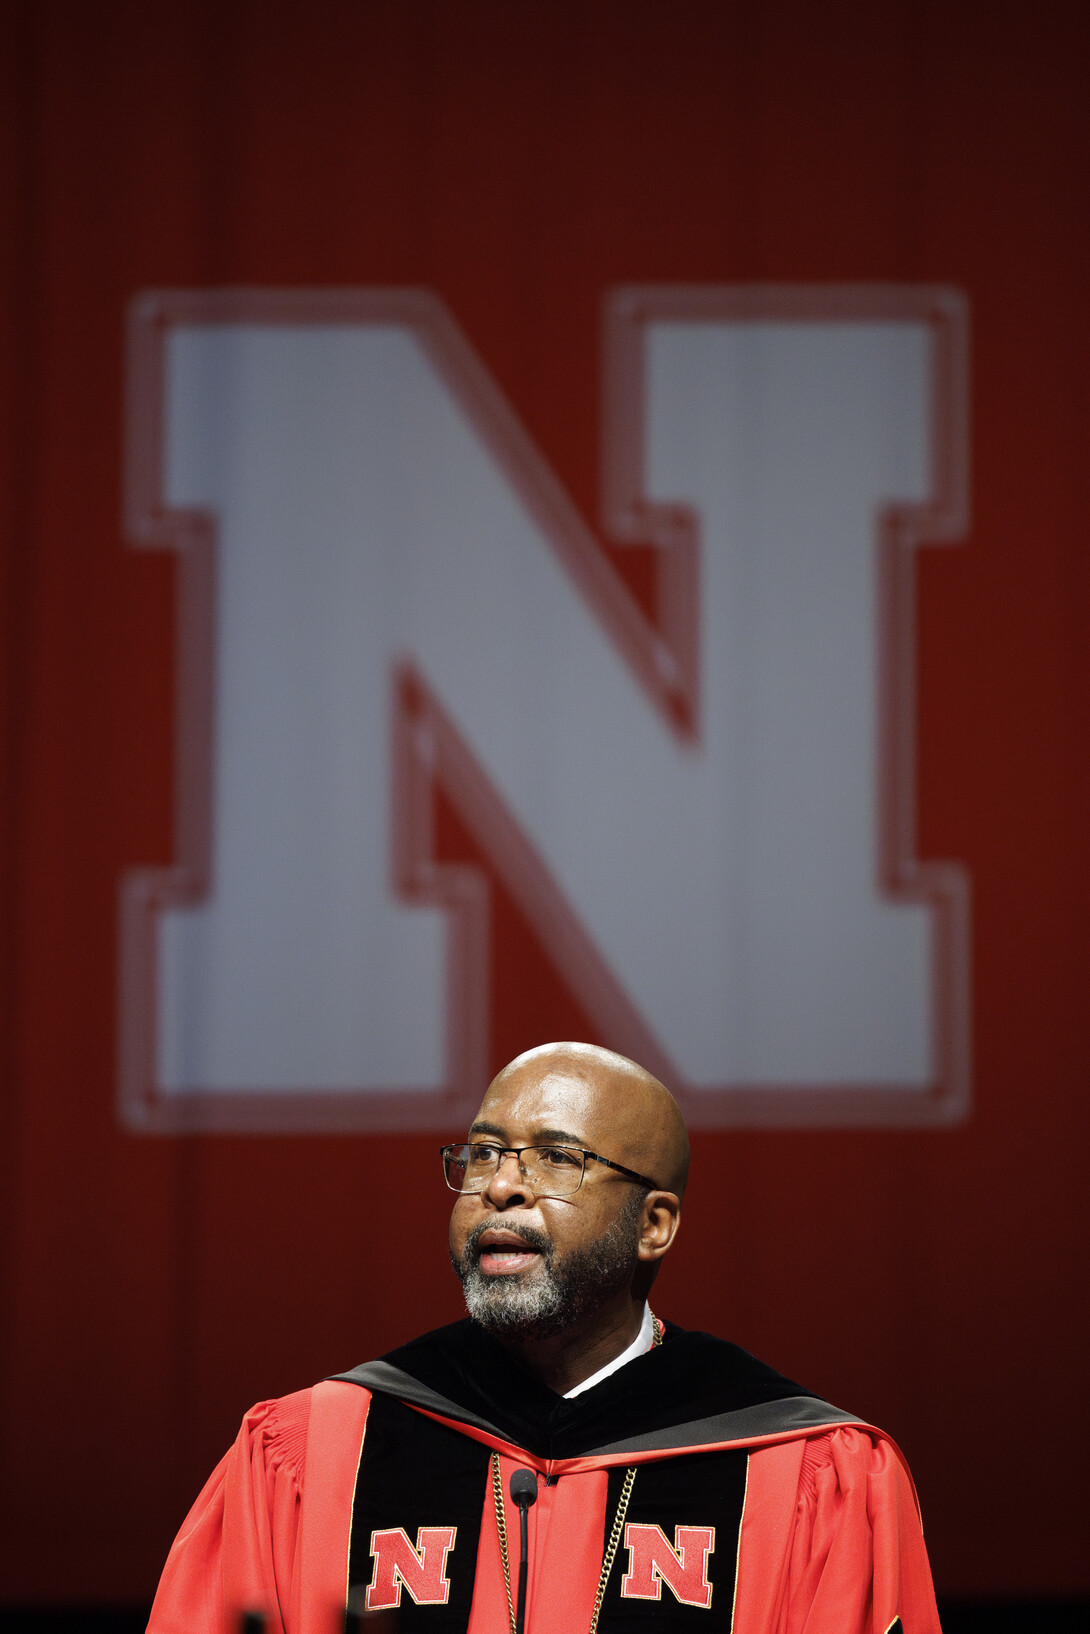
left=483, top=1042, right=690, bottom=1199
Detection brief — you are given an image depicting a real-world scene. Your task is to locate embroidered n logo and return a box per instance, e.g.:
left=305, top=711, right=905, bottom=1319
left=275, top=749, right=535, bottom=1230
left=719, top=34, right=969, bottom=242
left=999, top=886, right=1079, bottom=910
left=366, top=1525, right=457, bottom=1610
left=620, top=1521, right=715, bottom=1608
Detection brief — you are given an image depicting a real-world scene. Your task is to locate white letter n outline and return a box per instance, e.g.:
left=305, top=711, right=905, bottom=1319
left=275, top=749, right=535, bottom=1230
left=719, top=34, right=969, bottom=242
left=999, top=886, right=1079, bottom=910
left=120, top=285, right=970, bottom=1133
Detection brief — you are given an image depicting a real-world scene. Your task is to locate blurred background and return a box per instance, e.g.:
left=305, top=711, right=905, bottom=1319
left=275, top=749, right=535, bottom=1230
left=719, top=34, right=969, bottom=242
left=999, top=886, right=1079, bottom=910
left=1, top=1, right=1087, bottom=1628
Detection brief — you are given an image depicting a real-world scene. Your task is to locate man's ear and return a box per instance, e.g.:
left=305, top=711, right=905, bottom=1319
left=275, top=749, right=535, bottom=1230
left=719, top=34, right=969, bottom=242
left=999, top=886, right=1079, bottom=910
left=637, top=1191, right=681, bottom=1264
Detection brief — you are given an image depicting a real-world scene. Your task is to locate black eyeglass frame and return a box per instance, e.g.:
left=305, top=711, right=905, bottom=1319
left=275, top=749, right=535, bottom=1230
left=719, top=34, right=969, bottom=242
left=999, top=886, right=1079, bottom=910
left=440, top=1141, right=659, bottom=1197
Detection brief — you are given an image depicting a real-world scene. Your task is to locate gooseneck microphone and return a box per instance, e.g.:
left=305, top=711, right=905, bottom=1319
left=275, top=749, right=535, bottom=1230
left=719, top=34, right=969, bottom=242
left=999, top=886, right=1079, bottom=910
left=510, top=1468, right=539, bottom=1634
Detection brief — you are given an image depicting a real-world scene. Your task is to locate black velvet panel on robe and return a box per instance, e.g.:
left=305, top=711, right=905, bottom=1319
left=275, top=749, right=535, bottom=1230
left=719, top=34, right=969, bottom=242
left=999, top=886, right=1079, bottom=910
left=595, top=1449, right=749, bottom=1631
left=349, top=1394, right=493, bottom=1631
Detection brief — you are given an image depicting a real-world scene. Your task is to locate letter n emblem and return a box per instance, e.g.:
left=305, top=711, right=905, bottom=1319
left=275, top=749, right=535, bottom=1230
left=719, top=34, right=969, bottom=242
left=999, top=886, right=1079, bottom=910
left=620, top=1521, right=715, bottom=1608
left=367, top=1525, right=457, bottom=1609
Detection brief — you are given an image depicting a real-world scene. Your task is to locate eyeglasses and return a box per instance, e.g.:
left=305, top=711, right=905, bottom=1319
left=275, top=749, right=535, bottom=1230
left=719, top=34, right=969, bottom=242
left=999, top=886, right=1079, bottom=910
left=440, top=1141, right=658, bottom=1199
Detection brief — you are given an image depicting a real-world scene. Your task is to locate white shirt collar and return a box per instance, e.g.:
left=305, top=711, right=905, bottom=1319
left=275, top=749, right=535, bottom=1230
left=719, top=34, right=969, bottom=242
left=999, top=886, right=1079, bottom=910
left=563, top=1303, right=655, bottom=1398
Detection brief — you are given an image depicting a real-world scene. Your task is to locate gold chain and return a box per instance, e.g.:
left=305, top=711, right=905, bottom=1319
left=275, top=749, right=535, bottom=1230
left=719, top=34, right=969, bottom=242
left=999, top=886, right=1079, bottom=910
left=587, top=1464, right=638, bottom=1634
left=489, top=1312, right=662, bottom=1634
left=491, top=1451, right=518, bottom=1634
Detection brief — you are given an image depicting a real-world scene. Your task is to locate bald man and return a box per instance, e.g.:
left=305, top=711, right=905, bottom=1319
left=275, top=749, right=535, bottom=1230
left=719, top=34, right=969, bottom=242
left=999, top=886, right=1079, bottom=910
left=148, top=1043, right=940, bottom=1634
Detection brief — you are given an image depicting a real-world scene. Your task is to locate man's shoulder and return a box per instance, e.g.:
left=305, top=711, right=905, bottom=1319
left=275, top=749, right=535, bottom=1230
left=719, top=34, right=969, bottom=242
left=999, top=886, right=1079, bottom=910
left=218, top=1385, right=318, bottom=1485
left=658, top=1319, right=815, bottom=1397
left=330, top=1317, right=505, bottom=1426
left=240, top=1384, right=315, bottom=1430
left=577, top=1319, right=863, bottom=1457
left=235, top=1379, right=374, bottom=1449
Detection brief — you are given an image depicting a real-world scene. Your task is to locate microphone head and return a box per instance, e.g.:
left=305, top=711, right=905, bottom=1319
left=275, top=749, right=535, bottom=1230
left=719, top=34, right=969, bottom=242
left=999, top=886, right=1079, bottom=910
left=510, top=1467, right=539, bottom=1509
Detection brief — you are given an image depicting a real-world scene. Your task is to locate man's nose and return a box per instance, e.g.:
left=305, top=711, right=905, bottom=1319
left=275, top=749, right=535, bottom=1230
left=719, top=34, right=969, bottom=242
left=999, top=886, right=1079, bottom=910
left=482, top=1151, right=532, bottom=1207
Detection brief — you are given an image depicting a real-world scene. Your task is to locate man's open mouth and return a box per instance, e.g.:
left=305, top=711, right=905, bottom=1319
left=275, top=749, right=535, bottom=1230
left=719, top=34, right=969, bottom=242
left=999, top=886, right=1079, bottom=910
left=473, top=1227, right=547, bottom=1276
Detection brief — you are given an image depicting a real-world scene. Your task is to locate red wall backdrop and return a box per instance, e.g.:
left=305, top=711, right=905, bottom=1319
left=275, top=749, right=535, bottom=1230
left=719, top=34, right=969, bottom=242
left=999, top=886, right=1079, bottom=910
left=1, top=0, right=1088, bottom=1606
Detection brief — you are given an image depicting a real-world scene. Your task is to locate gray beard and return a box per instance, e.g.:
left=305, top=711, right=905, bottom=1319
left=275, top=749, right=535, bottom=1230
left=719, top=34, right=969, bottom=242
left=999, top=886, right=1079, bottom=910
left=451, top=1194, right=644, bottom=1342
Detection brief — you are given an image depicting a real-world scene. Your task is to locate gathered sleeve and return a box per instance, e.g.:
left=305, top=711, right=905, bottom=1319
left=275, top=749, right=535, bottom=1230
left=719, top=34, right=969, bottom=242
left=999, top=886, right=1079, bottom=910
left=147, top=1389, right=312, bottom=1634
left=782, top=1427, right=941, bottom=1634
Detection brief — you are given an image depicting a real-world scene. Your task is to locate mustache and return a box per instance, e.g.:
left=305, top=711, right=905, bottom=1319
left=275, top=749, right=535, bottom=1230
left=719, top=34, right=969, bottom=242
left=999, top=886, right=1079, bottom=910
left=461, top=1220, right=553, bottom=1265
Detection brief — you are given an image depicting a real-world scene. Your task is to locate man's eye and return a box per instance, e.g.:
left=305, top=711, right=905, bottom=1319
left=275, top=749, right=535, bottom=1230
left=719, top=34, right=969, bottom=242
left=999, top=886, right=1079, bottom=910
left=538, top=1147, right=581, bottom=1168
left=468, top=1144, right=500, bottom=1165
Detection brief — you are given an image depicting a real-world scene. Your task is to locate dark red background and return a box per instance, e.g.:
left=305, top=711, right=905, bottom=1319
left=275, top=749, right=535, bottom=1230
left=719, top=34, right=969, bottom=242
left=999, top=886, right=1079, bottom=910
left=1, top=0, right=1087, bottom=1605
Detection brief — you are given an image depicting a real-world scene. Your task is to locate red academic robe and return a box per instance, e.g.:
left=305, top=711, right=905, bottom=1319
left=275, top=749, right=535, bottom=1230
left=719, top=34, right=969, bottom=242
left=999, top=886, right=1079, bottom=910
left=148, top=1324, right=940, bottom=1634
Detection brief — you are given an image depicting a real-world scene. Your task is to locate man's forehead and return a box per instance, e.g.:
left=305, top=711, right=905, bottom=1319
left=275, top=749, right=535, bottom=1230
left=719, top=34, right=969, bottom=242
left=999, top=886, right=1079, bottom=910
left=471, top=1065, right=614, bottom=1142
